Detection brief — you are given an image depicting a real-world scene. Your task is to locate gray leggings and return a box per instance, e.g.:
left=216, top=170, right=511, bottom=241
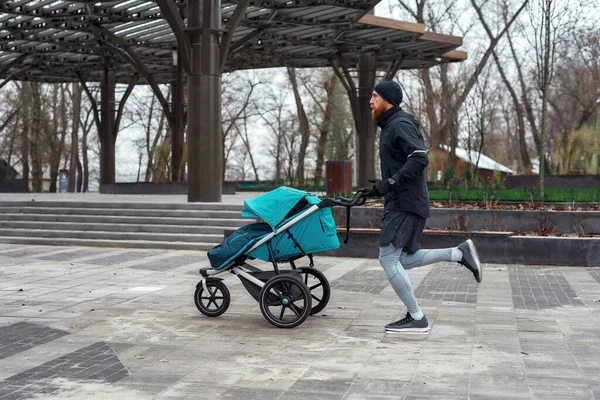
left=378, top=244, right=458, bottom=314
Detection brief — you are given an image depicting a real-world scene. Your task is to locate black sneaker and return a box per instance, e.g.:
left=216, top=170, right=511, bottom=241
left=458, top=239, right=482, bottom=282
left=385, top=313, right=429, bottom=333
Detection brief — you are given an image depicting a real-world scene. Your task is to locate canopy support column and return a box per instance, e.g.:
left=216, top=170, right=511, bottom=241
left=100, top=69, right=116, bottom=185
left=172, top=50, right=185, bottom=182
left=331, top=52, right=378, bottom=187
left=356, top=52, right=378, bottom=187
left=187, top=0, right=222, bottom=202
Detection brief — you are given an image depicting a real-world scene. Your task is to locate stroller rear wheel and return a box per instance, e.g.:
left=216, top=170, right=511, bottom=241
left=259, top=275, right=311, bottom=328
left=296, top=267, right=330, bottom=315
left=194, top=279, right=230, bottom=317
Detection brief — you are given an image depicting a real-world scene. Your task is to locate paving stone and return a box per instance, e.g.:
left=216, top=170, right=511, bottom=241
left=289, top=379, right=354, bottom=394
left=33, top=249, right=106, bottom=262
left=218, top=386, right=283, bottom=399
left=0, top=322, right=69, bottom=360
left=330, top=268, right=388, bottom=294
left=588, top=267, right=600, bottom=285
left=282, top=391, right=344, bottom=399
left=346, top=378, right=410, bottom=395
left=0, top=247, right=58, bottom=259
left=414, top=265, right=479, bottom=304
left=509, top=266, right=584, bottom=310
left=129, top=254, right=203, bottom=271
left=0, top=341, right=128, bottom=398
left=84, top=251, right=161, bottom=266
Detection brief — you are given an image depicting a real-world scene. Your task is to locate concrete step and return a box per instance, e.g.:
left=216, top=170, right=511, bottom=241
left=0, top=206, right=243, bottom=219
left=0, top=236, right=215, bottom=251
left=0, top=228, right=223, bottom=244
left=0, top=200, right=251, bottom=250
left=0, top=220, right=235, bottom=234
left=0, top=201, right=244, bottom=211
left=0, top=213, right=250, bottom=227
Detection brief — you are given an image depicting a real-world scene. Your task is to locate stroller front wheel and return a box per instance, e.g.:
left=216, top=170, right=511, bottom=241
left=194, top=279, right=230, bottom=317
left=259, top=275, right=312, bottom=328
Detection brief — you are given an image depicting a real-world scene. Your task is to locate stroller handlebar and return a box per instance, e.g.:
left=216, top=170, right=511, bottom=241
left=316, top=190, right=368, bottom=245
left=317, top=190, right=367, bottom=209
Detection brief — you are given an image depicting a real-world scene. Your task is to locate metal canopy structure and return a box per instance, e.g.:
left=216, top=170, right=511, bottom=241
left=0, top=0, right=465, bottom=83
left=0, top=0, right=467, bottom=202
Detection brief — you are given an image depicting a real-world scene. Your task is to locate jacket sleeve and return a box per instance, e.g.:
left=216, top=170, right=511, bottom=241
left=390, top=121, right=429, bottom=184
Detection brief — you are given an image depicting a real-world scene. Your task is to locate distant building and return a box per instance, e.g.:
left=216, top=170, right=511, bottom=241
left=0, top=159, right=19, bottom=180
left=428, top=145, right=515, bottom=183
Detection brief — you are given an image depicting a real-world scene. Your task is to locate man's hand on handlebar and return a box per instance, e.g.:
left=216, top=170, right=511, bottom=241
left=360, top=186, right=378, bottom=197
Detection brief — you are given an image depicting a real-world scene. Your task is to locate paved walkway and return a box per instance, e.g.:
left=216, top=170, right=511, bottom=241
left=1, top=242, right=600, bottom=399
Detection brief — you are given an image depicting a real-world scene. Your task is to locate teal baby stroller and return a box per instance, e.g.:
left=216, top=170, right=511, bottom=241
left=195, top=187, right=365, bottom=328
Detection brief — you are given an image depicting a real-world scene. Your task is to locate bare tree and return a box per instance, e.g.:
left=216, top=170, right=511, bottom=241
left=69, top=83, right=82, bottom=192
left=462, top=68, right=499, bottom=187
left=29, top=82, right=43, bottom=192
left=234, top=108, right=261, bottom=184
left=283, top=119, right=301, bottom=185
left=79, top=103, right=95, bottom=192
left=304, top=71, right=338, bottom=186
left=398, top=0, right=528, bottom=167
left=260, top=85, right=292, bottom=182
left=222, top=73, right=262, bottom=180
left=288, top=67, right=311, bottom=186
left=529, top=0, right=560, bottom=196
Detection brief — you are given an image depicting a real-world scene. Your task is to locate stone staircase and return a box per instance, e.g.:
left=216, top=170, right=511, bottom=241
left=0, top=200, right=251, bottom=250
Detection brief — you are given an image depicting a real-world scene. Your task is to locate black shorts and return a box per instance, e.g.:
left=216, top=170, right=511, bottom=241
left=379, top=210, right=426, bottom=254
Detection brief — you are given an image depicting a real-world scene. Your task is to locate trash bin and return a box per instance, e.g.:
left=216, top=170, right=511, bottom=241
left=325, top=160, right=353, bottom=195
left=58, top=169, right=69, bottom=193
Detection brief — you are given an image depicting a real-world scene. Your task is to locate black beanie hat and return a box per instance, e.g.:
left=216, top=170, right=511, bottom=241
left=374, top=80, right=403, bottom=106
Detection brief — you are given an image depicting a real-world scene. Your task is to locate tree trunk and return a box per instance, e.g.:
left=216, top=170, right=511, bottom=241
left=69, top=83, right=82, bottom=192
left=236, top=113, right=261, bottom=185
left=151, top=107, right=169, bottom=183
left=314, top=73, right=337, bottom=186
left=21, top=82, right=30, bottom=184
left=48, top=84, right=68, bottom=192
left=81, top=111, right=91, bottom=193
left=144, top=95, right=157, bottom=182
left=492, top=50, right=532, bottom=172
left=30, top=82, right=43, bottom=192
left=288, top=67, right=310, bottom=186
left=539, top=0, right=555, bottom=197
left=47, top=84, right=58, bottom=193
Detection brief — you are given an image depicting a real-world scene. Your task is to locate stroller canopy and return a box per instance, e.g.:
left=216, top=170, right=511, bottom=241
left=241, top=186, right=320, bottom=230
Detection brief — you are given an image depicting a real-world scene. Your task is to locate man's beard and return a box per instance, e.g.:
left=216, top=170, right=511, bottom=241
left=371, top=105, right=384, bottom=120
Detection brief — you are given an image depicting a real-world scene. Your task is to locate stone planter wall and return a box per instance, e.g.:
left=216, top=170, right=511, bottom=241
left=0, top=179, right=28, bottom=193
left=322, top=229, right=600, bottom=267
left=333, top=207, right=600, bottom=234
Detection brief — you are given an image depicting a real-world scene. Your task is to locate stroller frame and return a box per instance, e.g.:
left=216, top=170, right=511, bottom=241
left=195, top=190, right=366, bottom=328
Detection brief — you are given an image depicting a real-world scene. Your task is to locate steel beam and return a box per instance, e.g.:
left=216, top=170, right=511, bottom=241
left=91, top=24, right=175, bottom=132
left=155, top=0, right=192, bottom=74
left=219, top=0, right=250, bottom=73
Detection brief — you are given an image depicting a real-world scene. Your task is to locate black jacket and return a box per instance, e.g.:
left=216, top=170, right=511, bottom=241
left=377, top=106, right=430, bottom=219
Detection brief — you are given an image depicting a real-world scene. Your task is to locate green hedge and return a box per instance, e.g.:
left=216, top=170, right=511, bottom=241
left=428, top=188, right=600, bottom=203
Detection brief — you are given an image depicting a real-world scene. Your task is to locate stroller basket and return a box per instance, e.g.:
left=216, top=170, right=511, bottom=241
left=238, top=269, right=301, bottom=303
